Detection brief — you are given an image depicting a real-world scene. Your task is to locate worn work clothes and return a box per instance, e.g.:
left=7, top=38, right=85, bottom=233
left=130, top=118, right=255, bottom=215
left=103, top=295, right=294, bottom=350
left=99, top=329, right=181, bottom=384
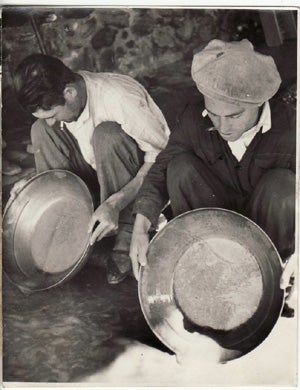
left=32, top=119, right=144, bottom=272
left=203, top=101, right=271, bottom=161
left=64, top=71, right=170, bottom=169
left=134, top=97, right=296, bottom=260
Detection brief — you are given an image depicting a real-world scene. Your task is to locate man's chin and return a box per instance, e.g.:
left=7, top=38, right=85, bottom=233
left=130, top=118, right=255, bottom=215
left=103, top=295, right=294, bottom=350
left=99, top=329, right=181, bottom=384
left=220, top=134, right=237, bottom=142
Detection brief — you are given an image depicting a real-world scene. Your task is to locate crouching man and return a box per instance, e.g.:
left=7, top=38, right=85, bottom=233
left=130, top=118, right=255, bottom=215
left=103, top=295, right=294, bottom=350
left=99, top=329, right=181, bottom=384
left=130, top=39, right=296, bottom=312
left=14, top=54, right=170, bottom=284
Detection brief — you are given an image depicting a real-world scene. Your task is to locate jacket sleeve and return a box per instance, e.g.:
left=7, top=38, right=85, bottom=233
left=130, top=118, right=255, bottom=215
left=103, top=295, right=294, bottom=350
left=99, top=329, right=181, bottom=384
left=133, top=107, right=194, bottom=227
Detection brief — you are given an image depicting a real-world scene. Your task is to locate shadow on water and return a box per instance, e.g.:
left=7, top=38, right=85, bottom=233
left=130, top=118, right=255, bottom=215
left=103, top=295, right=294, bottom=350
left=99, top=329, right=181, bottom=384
left=3, top=261, right=169, bottom=383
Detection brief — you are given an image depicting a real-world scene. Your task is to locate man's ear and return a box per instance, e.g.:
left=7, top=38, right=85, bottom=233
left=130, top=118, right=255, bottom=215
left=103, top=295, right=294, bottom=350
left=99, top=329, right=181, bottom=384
left=63, top=85, right=78, bottom=101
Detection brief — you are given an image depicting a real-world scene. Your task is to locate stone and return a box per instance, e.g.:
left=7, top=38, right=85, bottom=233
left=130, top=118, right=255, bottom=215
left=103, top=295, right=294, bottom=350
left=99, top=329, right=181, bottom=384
left=19, top=31, right=36, bottom=43
left=99, top=49, right=115, bottom=72
left=175, top=22, right=194, bottom=41
left=96, top=9, right=130, bottom=28
left=92, top=27, right=117, bottom=49
left=2, top=8, right=28, bottom=27
left=63, top=18, right=97, bottom=49
left=126, top=40, right=135, bottom=49
left=60, top=9, right=94, bottom=19
left=152, top=26, right=177, bottom=48
left=115, top=46, right=126, bottom=57
left=79, top=17, right=97, bottom=39
left=194, top=15, right=217, bottom=41
left=131, top=14, right=154, bottom=36
left=121, top=31, right=128, bottom=39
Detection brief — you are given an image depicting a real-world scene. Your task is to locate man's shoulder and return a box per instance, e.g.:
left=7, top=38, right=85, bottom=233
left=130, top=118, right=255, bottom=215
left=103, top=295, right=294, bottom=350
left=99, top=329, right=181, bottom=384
left=175, top=95, right=211, bottom=131
left=261, top=98, right=296, bottom=154
left=269, top=96, right=296, bottom=134
left=80, top=70, right=148, bottom=101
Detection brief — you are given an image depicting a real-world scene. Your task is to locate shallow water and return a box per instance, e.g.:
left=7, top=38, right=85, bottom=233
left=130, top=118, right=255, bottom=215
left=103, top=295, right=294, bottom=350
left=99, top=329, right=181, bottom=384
left=3, top=259, right=168, bottom=383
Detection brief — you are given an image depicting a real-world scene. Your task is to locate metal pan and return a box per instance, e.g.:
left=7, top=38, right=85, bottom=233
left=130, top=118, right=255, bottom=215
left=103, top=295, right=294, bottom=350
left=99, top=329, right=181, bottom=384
left=139, top=208, right=284, bottom=359
left=3, top=169, right=94, bottom=292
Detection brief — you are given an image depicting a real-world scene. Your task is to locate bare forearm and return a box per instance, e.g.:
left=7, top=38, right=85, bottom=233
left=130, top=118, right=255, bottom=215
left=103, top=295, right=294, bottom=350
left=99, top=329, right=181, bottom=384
left=133, top=213, right=152, bottom=233
left=105, top=162, right=153, bottom=210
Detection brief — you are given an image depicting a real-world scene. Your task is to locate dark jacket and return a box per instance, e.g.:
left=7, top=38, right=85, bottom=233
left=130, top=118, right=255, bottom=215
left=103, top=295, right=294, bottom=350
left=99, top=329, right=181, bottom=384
left=134, top=97, right=296, bottom=227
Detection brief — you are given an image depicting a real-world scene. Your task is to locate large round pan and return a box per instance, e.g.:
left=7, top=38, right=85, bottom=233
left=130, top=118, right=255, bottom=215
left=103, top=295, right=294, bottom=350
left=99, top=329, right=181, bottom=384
left=3, top=169, right=94, bottom=292
left=139, top=208, right=284, bottom=359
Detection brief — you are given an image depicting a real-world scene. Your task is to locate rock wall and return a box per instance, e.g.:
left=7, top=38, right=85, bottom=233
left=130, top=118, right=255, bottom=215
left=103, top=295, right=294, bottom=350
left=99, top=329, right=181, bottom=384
left=2, top=8, right=265, bottom=87
left=2, top=7, right=264, bottom=135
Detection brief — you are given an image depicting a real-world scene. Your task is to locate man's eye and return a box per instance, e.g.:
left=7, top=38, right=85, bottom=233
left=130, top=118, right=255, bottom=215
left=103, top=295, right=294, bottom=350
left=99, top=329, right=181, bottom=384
left=231, top=114, right=242, bottom=119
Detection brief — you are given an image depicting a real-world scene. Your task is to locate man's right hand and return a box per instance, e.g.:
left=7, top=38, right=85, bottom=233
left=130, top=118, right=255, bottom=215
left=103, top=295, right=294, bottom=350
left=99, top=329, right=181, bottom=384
left=130, top=214, right=152, bottom=280
left=10, top=178, right=28, bottom=200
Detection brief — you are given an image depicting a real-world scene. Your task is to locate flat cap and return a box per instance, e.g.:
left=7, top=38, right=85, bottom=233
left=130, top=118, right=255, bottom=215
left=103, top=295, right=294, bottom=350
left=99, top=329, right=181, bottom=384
left=191, top=39, right=281, bottom=107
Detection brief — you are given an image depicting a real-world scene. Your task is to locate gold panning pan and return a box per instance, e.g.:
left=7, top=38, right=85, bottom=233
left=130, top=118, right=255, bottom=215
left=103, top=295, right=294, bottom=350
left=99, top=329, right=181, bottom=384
left=139, top=208, right=284, bottom=359
left=3, top=169, right=94, bottom=292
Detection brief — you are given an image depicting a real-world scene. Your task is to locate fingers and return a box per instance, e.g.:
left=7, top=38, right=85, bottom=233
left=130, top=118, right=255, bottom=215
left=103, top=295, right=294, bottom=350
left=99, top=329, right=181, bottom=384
left=138, top=242, right=148, bottom=266
left=89, top=222, right=117, bottom=245
left=129, top=233, right=149, bottom=280
left=131, top=249, right=140, bottom=281
left=280, top=272, right=290, bottom=290
left=280, top=254, right=297, bottom=290
left=130, top=241, right=140, bottom=280
left=87, top=215, right=97, bottom=234
left=10, top=178, right=27, bottom=199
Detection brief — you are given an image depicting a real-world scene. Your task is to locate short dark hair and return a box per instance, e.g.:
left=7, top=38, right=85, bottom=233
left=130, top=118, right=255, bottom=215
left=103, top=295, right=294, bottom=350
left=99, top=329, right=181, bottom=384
left=14, top=53, right=77, bottom=113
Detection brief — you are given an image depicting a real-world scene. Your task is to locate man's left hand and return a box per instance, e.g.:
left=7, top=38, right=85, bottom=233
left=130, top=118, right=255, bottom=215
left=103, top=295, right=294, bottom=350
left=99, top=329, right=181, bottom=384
left=88, top=202, right=119, bottom=245
left=280, top=253, right=297, bottom=310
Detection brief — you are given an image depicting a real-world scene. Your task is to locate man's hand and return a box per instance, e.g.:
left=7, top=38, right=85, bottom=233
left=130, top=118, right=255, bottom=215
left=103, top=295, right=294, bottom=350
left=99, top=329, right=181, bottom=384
left=130, top=213, right=152, bottom=280
left=10, top=178, right=28, bottom=200
left=88, top=201, right=120, bottom=245
left=280, top=253, right=297, bottom=310
left=155, top=308, right=239, bottom=365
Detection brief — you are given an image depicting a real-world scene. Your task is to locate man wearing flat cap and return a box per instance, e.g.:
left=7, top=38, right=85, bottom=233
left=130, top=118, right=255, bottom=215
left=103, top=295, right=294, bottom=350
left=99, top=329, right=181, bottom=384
left=130, top=39, right=296, bottom=309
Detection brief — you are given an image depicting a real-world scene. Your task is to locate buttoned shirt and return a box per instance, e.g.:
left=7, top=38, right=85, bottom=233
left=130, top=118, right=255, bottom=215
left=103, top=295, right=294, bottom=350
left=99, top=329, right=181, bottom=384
left=64, top=71, right=170, bottom=169
left=202, top=102, right=271, bottom=161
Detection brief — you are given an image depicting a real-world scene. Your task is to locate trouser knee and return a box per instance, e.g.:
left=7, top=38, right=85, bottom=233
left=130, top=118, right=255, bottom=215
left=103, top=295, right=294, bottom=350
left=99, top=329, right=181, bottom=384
left=249, top=168, right=295, bottom=259
left=250, top=169, right=295, bottom=213
left=167, top=153, right=200, bottom=193
left=166, top=153, right=229, bottom=215
left=92, top=122, right=128, bottom=159
left=31, top=119, right=52, bottom=149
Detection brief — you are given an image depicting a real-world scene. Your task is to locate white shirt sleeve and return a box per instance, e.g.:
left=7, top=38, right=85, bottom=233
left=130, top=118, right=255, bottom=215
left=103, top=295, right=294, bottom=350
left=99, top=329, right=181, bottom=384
left=103, top=78, right=170, bottom=163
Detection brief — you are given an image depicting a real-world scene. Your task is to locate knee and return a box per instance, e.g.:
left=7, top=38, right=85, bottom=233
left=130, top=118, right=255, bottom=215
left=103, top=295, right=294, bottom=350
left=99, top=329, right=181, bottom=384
left=92, top=122, right=124, bottom=154
left=258, top=168, right=295, bottom=200
left=167, top=153, right=199, bottom=188
left=251, top=168, right=295, bottom=211
left=31, top=119, right=48, bottom=148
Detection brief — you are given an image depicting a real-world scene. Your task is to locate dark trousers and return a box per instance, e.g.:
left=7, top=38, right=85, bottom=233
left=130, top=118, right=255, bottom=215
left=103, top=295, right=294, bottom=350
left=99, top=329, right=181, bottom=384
left=167, top=153, right=295, bottom=260
left=31, top=119, right=144, bottom=271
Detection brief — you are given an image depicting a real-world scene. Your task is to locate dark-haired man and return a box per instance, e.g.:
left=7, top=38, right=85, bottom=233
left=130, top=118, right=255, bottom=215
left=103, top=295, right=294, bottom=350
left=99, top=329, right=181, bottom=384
left=130, top=39, right=296, bottom=311
left=14, top=54, right=170, bottom=284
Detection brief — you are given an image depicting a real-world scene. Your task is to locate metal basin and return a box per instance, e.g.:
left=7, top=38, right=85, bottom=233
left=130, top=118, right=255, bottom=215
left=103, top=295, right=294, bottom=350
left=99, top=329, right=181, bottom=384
left=139, top=208, right=284, bottom=359
left=3, top=169, right=94, bottom=292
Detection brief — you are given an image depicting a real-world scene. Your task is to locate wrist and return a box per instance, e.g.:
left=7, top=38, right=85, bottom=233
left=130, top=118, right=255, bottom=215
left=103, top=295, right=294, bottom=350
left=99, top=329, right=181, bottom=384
left=105, top=193, right=123, bottom=211
left=134, top=213, right=152, bottom=234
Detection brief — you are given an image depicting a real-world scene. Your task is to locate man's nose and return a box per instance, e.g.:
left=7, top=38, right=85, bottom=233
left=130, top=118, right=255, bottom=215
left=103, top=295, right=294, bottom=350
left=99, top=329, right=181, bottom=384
left=218, top=117, right=230, bottom=133
left=45, top=118, right=57, bottom=126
